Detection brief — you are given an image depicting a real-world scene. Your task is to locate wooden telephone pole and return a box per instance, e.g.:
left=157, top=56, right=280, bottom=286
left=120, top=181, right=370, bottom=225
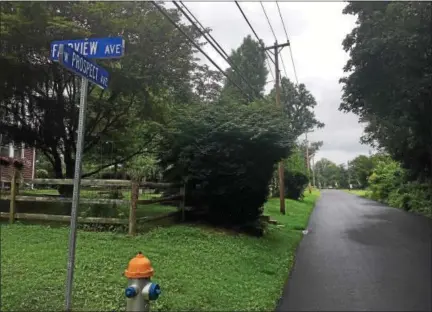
left=264, top=41, right=290, bottom=214
left=305, top=132, right=312, bottom=193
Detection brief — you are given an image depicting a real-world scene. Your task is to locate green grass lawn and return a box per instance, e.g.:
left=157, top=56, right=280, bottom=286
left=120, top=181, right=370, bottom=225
left=343, top=189, right=369, bottom=197
left=0, top=191, right=320, bottom=311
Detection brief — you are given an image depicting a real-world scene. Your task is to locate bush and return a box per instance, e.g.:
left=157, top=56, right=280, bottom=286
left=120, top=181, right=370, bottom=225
left=158, top=102, right=294, bottom=229
left=368, top=160, right=404, bottom=202
left=387, top=182, right=432, bottom=217
left=36, top=169, right=49, bottom=179
left=368, top=159, right=432, bottom=218
left=284, top=170, right=309, bottom=200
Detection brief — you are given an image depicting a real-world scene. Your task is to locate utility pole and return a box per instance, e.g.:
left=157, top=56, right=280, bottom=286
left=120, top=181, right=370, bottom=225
left=312, top=154, right=316, bottom=188
left=347, top=160, right=351, bottom=190
left=264, top=41, right=290, bottom=214
left=305, top=132, right=312, bottom=193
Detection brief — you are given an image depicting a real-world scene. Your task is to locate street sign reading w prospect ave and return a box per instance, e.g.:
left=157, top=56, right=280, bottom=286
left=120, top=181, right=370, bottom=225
left=51, top=37, right=125, bottom=61
left=59, top=44, right=109, bottom=89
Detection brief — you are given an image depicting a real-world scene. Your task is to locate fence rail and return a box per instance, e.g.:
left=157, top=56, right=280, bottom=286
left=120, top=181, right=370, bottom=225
left=25, top=178, right=180, bottom=189
left=2, top=195, right=128, bottom=205
left=1, top=170, right=186, bottom=235
left=0, top=212, right=128, bottom=225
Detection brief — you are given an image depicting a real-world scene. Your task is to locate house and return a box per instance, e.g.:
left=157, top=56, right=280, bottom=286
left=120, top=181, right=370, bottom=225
left=0, top=139, right=36, bottom=183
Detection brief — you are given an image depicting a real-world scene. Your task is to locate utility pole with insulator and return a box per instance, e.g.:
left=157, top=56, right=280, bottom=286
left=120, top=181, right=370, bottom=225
left=264, top=40, right=290, bottom=215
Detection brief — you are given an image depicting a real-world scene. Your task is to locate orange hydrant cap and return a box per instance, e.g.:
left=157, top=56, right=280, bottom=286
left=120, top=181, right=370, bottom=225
left=124, top=252, right=154, bottom=278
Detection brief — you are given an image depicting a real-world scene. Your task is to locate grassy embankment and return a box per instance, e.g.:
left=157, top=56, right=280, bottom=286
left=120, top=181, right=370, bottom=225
left=1, top=190, right=320, bottom=311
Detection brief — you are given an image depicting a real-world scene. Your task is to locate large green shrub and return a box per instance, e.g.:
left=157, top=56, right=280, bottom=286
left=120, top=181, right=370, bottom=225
left=158, top=102, right=294, bottom=228
left=269, top=148, right=308, bottom=200
left=368, top=160, right=404, bottom=201
left=284, top=170, right=309, bottom=200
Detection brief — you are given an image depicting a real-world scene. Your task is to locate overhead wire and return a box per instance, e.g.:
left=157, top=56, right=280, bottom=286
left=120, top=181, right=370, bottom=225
left=178, top=1, right=230, bottom=60
left=276, top=1, right=299, bottom=84
left=175, top=1, right=264, bottom=99
left=234, top=1, right=275, bottom=81
left=151, top=1, right=252, bottom=101
left=260, top=1, right=290, bottom=79
left=276, top=2, right=289, bottom=42
left=280, top=53, right=288, bottom=78
left=260, top=2, right=277, bottom=42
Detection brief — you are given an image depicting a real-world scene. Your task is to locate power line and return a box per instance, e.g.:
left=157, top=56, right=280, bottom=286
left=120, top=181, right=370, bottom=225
left=280, top=50, right=288, bottom=78
left=235, top=1, right=264, bottom=49
left=260, top=2, right=277, bottom=42
left=176, top=1, right=263, bottom=99
left=288, top=45, right=299, bottom=85
left=151, top=1, right=252, bottom=101
left=276, top=2, right=289, bottom=42
left=234, top=1, right=275, bottom=80
left=276, top=1, right=299, bottom=84
left=178, top=1, right=230, bottom=60
left=259, top=2, right=289, bottom=79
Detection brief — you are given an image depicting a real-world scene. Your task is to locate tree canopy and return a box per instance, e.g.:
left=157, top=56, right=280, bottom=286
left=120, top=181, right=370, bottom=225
left=0, top=1, right=207, bottom=182
left=340, top=1, right=432, bottom=181
left=270, top=78, right=324, bottom=139
left=220, top=35, right=268, bottom=105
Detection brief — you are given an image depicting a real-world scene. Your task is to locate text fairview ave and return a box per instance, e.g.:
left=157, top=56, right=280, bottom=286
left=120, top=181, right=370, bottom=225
left=50, top=37, right=124, bottom=60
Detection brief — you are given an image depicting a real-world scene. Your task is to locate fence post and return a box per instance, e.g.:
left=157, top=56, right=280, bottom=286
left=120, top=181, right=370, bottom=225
left=9, top=168, right=17, bottom=224
left=180, top=183, right=186, bottom=222
left=129, top=181, right=139, bottom=236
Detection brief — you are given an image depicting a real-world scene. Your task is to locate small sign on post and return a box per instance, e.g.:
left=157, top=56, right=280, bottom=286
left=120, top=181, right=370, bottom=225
left=51, top=37, right=125, bottom=61
left=54, top=37, right=123, bottom=312
left=58, top=45, right=109, bottom=89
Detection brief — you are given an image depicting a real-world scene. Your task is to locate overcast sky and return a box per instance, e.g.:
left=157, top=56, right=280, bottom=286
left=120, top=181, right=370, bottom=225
left=167, top=1, right=373, bottom=165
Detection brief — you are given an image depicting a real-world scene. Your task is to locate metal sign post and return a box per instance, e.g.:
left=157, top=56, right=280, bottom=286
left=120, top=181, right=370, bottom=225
left=56, top=41, right=119, bottom=311
left=64, top=76, right=88, bottom=311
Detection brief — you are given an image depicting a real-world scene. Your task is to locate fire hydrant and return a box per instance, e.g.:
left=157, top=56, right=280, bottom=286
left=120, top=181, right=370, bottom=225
left=124, top=252, right=161, bottom=312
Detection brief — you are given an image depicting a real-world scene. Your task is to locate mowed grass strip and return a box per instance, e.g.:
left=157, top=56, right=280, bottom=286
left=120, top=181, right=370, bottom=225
left=0, top=191, right=320, bottom=311
left=343, top=189, right=369, bottom=197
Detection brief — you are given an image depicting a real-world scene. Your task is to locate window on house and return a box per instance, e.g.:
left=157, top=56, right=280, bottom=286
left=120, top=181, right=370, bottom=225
left=0, top=137, right=11, bottom=157
left=13, top=145, right=20, bottom=158
left=0, top=145, right=9, bottom=157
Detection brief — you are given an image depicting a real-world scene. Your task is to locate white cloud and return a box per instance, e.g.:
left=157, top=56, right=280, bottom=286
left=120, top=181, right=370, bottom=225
left=167, top=1, right=372, bottom=164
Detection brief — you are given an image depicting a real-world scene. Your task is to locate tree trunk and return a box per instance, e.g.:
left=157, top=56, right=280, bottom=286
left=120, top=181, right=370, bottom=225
left=52, top=152, right=73, bottom=198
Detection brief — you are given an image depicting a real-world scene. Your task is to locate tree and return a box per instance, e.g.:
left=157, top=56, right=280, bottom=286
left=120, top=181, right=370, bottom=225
left=337, top=164, right=349, bottom=189
left=270, top=146, right=309, bottom=198
left=349, top=155, right=374, bottom=188
left=220, top=35, right=268, bottom=105
left=0, top=2, right=206, bottom=190
left=192, top=64, right=224, bottom=105
left=340, top=2, right=432, bottom=181
left=275, top=78, right=324, bottom=138
left=285, top=147, right=308, bottom=175
left=314, top=158, right=340, bottom=188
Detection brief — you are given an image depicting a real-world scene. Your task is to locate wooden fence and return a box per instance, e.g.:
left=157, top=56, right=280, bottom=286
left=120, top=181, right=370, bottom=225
left=0, top=169, right=185, bottom=235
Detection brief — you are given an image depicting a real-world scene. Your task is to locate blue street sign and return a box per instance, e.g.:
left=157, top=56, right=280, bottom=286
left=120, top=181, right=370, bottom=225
left=59, top=44, right=109, bottom=89
left=51, top=37, right=124, bottom=61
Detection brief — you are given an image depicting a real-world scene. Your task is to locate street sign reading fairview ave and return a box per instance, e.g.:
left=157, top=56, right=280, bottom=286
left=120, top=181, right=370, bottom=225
left=59, top=44, right=109, bottom=89
left=51, top=37, right=125, bottom=61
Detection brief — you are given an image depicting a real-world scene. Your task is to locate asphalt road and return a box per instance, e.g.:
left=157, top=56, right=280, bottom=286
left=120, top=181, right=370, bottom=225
left=276, top=190, right=432, bottom=312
